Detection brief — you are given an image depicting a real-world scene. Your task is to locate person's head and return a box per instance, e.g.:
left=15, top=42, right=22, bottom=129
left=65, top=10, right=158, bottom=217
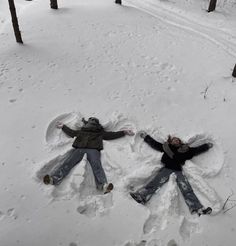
left=87, top=117, right=100, bottom=125
left=82, top=117, right=103, bottom=131
left=168, top=135, right=183, bottom=147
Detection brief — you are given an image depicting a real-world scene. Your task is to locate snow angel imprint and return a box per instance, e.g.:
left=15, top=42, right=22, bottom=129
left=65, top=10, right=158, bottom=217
left=130, top=132, right=213, bottom=216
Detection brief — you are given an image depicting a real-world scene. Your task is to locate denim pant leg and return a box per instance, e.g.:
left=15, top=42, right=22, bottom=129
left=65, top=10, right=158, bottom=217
left=51, top=149, right=85, bottom=185
left=175, top=171, right=203, bottom=212
left=138, top=167, right=174, bottom=202
left=86, top=149, right=108, bottom=189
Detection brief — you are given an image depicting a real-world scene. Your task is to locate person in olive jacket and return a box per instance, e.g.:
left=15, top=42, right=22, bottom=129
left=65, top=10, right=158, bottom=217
left=130, top=132, right=213, bottom=216
left=43, top=117, right=134, bottom=194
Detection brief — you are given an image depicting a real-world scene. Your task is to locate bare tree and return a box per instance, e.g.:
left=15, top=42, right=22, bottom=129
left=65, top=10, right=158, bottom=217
left=208, top=0, right=217, bottom=12
left=233, top=64, right=236, bottom=78
left=8, top=0, right=23, bottom=43
left=50, top=0, right=58, bottom=9
left=115, top=0, right=122, bottom=4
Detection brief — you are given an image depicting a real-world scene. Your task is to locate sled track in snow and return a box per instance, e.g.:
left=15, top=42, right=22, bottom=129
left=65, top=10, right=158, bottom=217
left=125, top=0, right=236, bottom=58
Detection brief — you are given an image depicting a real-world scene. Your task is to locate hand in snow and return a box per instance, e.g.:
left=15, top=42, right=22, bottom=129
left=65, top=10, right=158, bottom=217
left=207, top=143, right=213, bottom=149
left=82, top=117, right=87, bottom=124
left=56, top=121, right=64, bottom=129
left=123, top=130, right=135, bottom=136
left=139, top=131, right=147, bottom=139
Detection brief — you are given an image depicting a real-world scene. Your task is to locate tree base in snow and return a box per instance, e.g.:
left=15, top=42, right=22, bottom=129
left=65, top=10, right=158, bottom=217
left=208, top=0, right=217, bottom=12
left=232, top=64, right=236, bottom=78
left=50, top=0, right=58, bottom=9
left=115, top=0, right=122, bottom=5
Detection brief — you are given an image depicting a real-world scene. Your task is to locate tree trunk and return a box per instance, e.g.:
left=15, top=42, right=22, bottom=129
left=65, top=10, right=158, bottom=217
left=208, top=0, right=217, bottom=12
left=50, top=0, right=58, bottom=9
left=115, top=0, right=122, bottom=5
left=8, top=0, right=23, bottom=43
left=232, top=64, right=236, bottom=78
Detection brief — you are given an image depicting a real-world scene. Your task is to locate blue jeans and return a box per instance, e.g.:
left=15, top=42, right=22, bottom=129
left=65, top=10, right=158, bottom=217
left=136, top=167, right=203, bottom=212
left=51, top=148, right=107, bottom=187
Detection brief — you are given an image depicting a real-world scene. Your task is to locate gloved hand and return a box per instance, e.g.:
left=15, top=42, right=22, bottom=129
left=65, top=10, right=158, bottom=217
left=82, top=117, right=88, bottom=124
left=56, top=121, right=64, bottom=129
left=123, top=130, right=135, bottom=136
left=139, top=131, right=147, bottom=139
left=207, top=143, right=213, bottom=148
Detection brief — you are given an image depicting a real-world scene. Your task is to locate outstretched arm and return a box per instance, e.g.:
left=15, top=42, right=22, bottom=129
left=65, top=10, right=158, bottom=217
left=61, top=124, right=78, bottom=138
left=189, top=143, right=213, bottom=157
left=144, top=135, right=164, bottom=152
left=102, top=131, right=126, bottom=140
left=103, top=129, right=134, bottom=140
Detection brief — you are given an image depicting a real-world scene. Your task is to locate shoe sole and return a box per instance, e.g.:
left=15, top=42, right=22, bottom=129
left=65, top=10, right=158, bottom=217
left=104, top=183, right=114, bottom=194
left=204, top=208, right=212, bottom=214
left=43, top=175, right=53, bottom=185
left=198, top=208, right=212, bottom=216
left=130, top=192, right=139, bottom=202
left=130, top=192, right=145, bottom=204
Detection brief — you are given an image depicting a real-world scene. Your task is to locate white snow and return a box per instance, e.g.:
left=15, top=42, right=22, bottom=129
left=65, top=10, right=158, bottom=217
left=0, top=0, right=236, bottom=245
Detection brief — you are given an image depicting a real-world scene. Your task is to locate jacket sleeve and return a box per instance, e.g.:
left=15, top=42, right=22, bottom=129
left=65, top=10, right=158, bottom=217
left=62, top=125, right=78, bottom=138
left=189, top=144, right=210, bottom=157
left=144, top=135, right=163, bottom=152
left=102, top=131, right=125, bottom=140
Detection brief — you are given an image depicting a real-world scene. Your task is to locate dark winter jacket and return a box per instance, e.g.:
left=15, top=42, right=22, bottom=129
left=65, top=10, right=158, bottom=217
left=144, top=135, right=210, bottom=171
left=62, top=125, right=125, bottom=151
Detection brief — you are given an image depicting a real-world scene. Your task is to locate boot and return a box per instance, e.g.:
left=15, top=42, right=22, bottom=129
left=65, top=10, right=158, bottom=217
left=130, top=192, right=146, bottom=205
left=103, top=183, right=114, bottom=194
left=43, top=175, right=54, bottom=185
left=197, top=207, right=212, bottom=216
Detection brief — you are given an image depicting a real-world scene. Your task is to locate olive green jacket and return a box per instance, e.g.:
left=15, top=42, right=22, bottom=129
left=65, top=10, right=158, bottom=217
left=62, top=125, right=125, bottom=150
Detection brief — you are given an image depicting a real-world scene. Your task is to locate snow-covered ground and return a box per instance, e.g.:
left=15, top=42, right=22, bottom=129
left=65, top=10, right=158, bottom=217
left=0, top=0, right=32, bottom=32
left=0, top=0, right=236, bottom=245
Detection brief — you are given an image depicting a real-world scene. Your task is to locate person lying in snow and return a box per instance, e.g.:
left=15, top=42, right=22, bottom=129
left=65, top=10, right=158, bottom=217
left=130, top=132, right=213, bottom=216
left=43, top=117, right=134, bottom=194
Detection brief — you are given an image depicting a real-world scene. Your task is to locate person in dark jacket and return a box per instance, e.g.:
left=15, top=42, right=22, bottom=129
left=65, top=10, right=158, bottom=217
left=43, top=117, right=134, bottom=194
left=130, top=132, right=213, bottom=215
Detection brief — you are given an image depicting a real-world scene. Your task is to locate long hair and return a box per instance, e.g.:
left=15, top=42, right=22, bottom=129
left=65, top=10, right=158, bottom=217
left=167, top=135, right=184, bottom=145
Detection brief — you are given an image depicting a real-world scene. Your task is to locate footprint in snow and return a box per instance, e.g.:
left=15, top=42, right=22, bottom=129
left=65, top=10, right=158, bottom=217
left=123, top=238, right=161, bottom=246
left=167, top=239, right=178, bottom=246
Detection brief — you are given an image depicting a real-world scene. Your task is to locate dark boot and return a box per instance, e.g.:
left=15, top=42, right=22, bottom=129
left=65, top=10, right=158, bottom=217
left=198, top=207, right=212, bottom=216
left=103, top=183, right=114, bottom=194
left=43, top=175, right=54, bottom=185
left=130, top=192, right=146, bottom=205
